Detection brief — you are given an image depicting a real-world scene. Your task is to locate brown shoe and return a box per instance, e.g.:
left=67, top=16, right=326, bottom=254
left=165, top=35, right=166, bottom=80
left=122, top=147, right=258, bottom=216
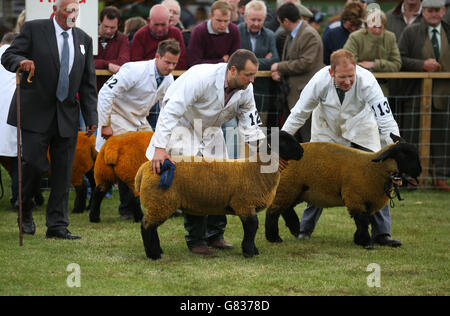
left=208, top=238, right=233, bottom=250
left=434, top=180, right=450, bottom=192
left=189, top=245, right=212, bottom=255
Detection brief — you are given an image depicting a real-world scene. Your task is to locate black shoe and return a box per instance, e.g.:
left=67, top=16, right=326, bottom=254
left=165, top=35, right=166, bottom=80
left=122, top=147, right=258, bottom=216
left=296, top=231, right=311, bottom=240
left=46, top=229, right=81, bottom=240
left=373, top=234, right=402, bottom=247
left=18, top=217, right=36, bottom=235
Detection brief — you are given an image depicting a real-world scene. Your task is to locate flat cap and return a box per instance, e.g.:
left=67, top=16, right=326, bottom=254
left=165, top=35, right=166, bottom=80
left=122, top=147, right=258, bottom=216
left=297, top=3, right=313, bottom=18
left=422, top=0, right=445, bottom=8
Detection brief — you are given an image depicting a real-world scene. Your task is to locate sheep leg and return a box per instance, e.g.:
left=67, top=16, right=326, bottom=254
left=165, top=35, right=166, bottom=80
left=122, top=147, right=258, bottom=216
left=130, top=196, right=144, bottom=223
left=89, top=185, right=109, bottom=223
left=352, top=212, right=374, bottom=250
left=140, top=222, right=163, bottom=260
left=265, top=211, right=283, bottom=243
left=85, top=170, right=96, bottom=211
left=72, top=181, right=87, bottom=214
left=281, top=207, right=301, bottom=238
left=240, top=214, right=259, bottom=258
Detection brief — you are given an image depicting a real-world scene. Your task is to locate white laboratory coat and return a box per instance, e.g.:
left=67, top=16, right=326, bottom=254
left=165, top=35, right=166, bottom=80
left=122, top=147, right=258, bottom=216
left=282, top=65, right=400, bottom=152
left=0, top=44, right=18, bottom=157
left=146, top=63, right=266, bottom=160
left=96, top=59, right=174, bottom=152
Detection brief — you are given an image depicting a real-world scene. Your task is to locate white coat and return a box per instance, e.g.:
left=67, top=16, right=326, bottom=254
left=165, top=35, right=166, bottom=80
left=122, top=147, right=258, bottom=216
left=96, top=59, right=174, bottom=152
left=0, top=44, right=18, bottom=157
left=146, top=63, right=266, bottom=160
left=282, top=65, right=400, bottom=152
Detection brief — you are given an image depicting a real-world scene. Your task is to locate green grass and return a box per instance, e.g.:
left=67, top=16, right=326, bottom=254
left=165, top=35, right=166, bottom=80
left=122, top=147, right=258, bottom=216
left=0, top=166, right=449, bottom=296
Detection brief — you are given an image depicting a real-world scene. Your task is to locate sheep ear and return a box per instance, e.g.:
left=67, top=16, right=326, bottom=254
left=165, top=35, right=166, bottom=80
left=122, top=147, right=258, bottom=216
left=390, top=133, right=406, bottom=144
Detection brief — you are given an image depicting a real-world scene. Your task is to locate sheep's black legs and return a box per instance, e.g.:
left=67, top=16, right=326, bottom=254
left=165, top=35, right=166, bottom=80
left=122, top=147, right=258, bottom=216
left=130, top=196, right=144, bottom=223
left=89, top=185, right=108, bottom=223
left=141, top=222, right=163, bottom=260
left=281, top=207, right=301, bottom=238
left=85, top=170, right=96, bottom=211
left=265, top=211, right=283, bottom=242
left=241, top=215, right=259, bottom=258
left=353, top=212, right=373, bottom=249
left=72, top=182, right=87, bottom=214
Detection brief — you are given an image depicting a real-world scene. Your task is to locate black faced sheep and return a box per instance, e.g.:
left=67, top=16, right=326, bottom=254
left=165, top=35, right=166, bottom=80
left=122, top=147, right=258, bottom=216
left=265, top=136, right=422, bottom=249
left=135, top=131, right=304, bottom=260
left=89, top=131, right=154, bottom=223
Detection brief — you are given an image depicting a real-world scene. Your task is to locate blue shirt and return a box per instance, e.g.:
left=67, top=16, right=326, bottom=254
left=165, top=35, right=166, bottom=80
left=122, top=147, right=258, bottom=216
left=322, top=22, right=350, bottom=65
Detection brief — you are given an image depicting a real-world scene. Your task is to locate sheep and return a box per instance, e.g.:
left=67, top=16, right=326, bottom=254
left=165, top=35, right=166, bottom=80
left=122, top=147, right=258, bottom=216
left=89, top=131, right=154, bottom=223
left=264, top=135, right=422, bottom=249
left=71, top=132, right=98, bottom=213
left=0, top=131, right=97, bottom=212
left=135, top=131, right=304, bottom=260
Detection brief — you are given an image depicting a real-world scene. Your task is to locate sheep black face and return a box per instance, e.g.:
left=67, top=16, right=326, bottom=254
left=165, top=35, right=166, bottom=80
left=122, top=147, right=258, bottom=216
left=372, top=143, right=422, bottom=182
left=274, top=131, right=304, bottom=161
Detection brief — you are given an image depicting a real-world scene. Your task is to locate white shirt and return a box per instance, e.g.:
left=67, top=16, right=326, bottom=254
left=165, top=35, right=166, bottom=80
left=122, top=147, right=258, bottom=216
left=146, top=63, right=265, bottom=160
left=96, top=59, right=174, bottom=152
left=0, top=45, right=18, bottom=156
left=282, top=65, right=400, bottom=152
left=53, top=17, right=75, bottom=73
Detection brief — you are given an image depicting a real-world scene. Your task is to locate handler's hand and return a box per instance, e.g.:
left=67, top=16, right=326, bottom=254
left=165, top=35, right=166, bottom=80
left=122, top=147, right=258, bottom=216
left=101, top=126, right=113, bottom=139
left=278, top=158, right=288, bottom=172
left=85, top=125, right=97, bottom=137
left=152, top=147, right=175, bottom=175
left=19, top=59, right=35, bottom=81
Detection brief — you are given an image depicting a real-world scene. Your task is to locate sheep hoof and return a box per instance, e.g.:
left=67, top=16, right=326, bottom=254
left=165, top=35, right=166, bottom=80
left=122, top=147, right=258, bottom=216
left=364, top=244, right=374, bottom=250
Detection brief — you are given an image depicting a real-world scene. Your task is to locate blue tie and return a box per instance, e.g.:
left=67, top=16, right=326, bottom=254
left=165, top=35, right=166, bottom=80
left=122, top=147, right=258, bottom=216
left=56, top=31, right=70, bottom=102
left=156, top=76, right=163, bottom=88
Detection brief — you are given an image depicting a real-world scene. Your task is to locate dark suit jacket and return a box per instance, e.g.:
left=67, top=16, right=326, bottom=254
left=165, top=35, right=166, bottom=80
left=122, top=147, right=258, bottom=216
left=1, top=18, right=98, bottom=138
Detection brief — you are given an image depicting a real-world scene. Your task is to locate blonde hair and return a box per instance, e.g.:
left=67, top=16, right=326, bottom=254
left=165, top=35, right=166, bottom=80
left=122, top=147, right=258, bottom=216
left=245, top=0, right=267, bottom=17
left=211, top=0, right=233, bottom=16
left=330, top=49, right=356, bottom=71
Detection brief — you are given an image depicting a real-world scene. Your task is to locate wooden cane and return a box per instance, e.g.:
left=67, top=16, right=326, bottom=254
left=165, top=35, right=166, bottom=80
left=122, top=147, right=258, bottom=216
left=16, top=69, right=23, bottom=247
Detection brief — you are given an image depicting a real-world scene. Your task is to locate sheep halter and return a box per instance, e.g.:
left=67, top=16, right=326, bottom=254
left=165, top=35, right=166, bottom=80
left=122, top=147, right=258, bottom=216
left=385, top=173, right=404, bottom=208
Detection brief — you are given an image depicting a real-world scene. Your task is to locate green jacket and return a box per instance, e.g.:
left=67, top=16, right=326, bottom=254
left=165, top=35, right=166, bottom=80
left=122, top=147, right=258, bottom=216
left=343, top=29, right=402, bottom=72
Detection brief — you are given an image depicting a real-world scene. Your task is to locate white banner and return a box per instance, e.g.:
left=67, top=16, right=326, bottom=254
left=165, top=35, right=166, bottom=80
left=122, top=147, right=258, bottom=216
left=25, top=0, right=98, bottom=55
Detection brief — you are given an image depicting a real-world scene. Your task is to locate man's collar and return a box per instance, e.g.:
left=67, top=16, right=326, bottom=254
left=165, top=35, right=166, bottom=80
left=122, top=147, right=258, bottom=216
left=207, top=19, right=229, bottom=34
left=53, top=16, right=73, bottom=35
left=290, top=20, right=302, bottom=39
left=246, top=26, right=262, bottom=37
left=428, top=23, right=442, bottom=33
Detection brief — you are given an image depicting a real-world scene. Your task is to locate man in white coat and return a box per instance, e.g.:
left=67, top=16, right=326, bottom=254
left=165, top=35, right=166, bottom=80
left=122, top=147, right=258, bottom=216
left=282, top=49, right=403, bottom=247
left=97, top=39, right=180, bottom=218
left=0, top=32, right=19, bottom=210
left=147, top=49, right=266, bottom=255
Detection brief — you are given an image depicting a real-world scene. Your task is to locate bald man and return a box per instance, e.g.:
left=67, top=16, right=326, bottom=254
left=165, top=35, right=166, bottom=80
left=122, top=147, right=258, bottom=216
left=130, top=4, right=187, bottom=70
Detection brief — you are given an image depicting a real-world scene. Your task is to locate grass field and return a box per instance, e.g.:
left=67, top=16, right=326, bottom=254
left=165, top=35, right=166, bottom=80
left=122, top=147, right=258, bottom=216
left=0, top=167, right=449, bottom=296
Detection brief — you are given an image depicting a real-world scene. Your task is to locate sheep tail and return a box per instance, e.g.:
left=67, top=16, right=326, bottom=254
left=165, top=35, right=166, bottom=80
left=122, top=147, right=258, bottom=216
left=104, top=144, right=119, bottom=166
left=135, top=164, right=145, bottom=194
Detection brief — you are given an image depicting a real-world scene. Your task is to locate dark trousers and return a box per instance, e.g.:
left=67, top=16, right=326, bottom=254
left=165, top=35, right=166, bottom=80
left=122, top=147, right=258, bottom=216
left=184, top=214, right=227, bottom=248
left=21, top=120, right=77, bottom=231
left=118, top=180, right=133, bottom=216
left=10, top=157, right=18, bottom=205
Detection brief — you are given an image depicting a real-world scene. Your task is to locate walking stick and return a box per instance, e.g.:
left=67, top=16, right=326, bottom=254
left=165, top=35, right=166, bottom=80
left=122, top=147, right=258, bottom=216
left=16, top=69, right=32, bottom=247
left=16, top=69, right=23, bottom=247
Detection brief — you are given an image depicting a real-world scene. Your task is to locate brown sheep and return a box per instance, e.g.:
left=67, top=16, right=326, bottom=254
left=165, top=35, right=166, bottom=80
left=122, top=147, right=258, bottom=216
left=0, top=132, right=97, bottom=212
left=89, top=131, right=154, bottom=223
left=265, top=137, right=422, bottom=249
left=135, top=131, right=303, bottom=260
